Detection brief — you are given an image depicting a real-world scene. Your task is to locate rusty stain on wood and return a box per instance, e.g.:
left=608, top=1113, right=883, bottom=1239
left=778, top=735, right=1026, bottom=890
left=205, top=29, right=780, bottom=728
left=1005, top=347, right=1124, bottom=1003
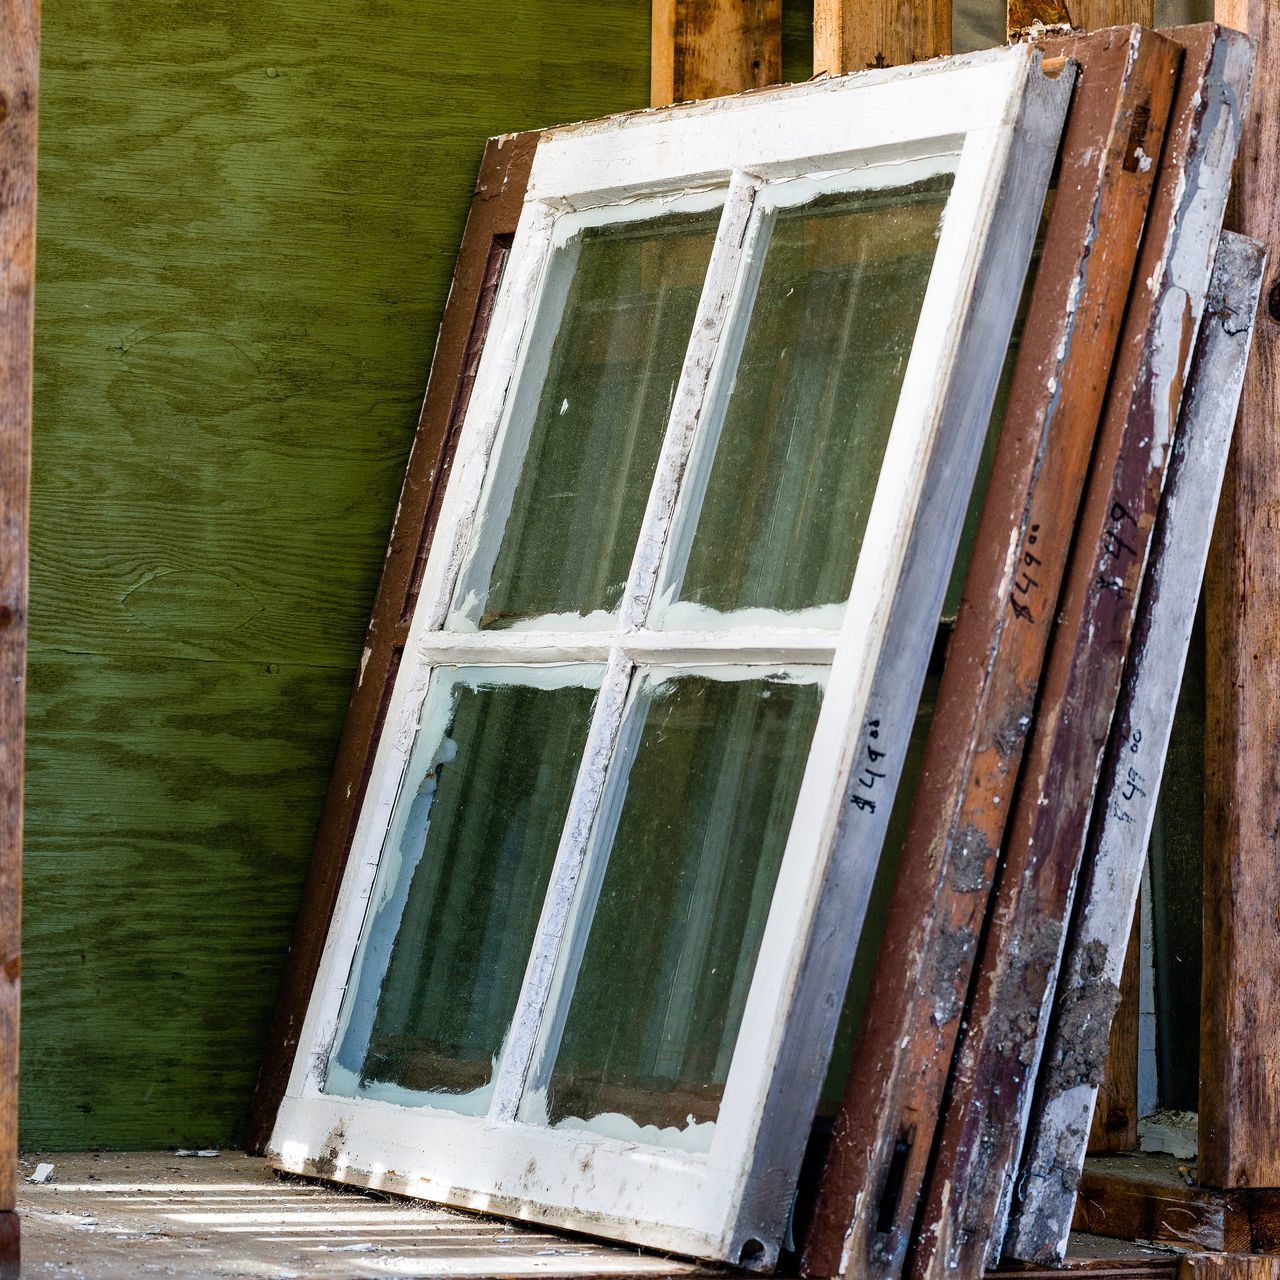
left=1007, top=0, right=1075, bottom=43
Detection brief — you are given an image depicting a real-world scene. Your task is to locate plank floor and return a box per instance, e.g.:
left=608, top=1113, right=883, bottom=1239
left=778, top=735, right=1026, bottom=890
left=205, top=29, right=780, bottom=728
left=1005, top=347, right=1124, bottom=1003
left=16, top=1151, right=714, bottom=1279
left=14, top=1150, right=1181, bottom=1279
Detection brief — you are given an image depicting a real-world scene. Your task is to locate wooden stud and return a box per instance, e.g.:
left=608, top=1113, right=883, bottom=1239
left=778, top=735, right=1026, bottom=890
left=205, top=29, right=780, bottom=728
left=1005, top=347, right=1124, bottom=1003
left=908, top=26, right=1252, bottom=1280
left=1088, top=913, right=1141, bottom=1155
left=800, top=27, right=1179, bottom=1280
left=0, top=0, right=35, bottom=1247
left=1202, top=0, right=1280, bottom=1192
left=244, top=131, right=541, bottom=1153
left=651, top=0, right=781, bottom=107
left=1006, top=229, right=1266, bottom=1266
left=813, top=0, right=947, bottom=76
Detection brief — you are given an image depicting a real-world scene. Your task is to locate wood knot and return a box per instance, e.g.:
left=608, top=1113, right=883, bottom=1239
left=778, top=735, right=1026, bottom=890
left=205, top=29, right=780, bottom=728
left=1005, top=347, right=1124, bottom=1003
left=2, top=954, right=18, bottom=983
left=1267, top=279, right=1280, bottom=325
left=0, top=607, right=14, bottom=630
left=0, top=96, right=7, bottom=127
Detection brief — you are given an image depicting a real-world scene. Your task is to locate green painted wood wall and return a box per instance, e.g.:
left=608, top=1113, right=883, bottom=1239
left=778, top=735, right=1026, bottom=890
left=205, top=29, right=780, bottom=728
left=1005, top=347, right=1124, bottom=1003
left=24, top=0, right=658, bottom=1151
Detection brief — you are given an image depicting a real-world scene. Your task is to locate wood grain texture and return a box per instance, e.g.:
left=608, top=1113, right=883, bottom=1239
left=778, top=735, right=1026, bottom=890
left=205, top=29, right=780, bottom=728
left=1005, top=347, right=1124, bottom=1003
left=813, top=0, right=948, bottom=74
left=801, top=28, right=1179, bottom=1280
left=1069, top=0, right=1153, bottom=28
left=652, top=0, right=781, bottom=105
left=0, top=0, right=36, bottom=1217
left=1007, top=0, right=1074, bottom=44
left=909, top=27, right=1251, bottom=1280
left=26, top=0, right=648, bottom=1152
left=1178, top=1257, right=1280, bottom=1280
left=1202, top=0, right=1280, bottom=1191
left=1088, top=913, right=1141, bottom=1154
left=1068, top=1156, right=1280, bottom=1257
left=1074, top=1158, right=1248, bottom=1253
left=1006, top=230, right=1265, bottom=1267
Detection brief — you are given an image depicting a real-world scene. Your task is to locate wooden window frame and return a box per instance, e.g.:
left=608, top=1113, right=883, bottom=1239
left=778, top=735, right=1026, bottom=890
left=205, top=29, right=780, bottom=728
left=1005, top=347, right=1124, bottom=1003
left=262, top=47, right=1072, bottom=1269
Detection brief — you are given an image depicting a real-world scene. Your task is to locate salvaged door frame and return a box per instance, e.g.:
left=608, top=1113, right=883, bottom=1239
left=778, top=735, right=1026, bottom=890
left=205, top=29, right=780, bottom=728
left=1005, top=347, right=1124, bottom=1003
left=0, top=1, right=36, bottom=1277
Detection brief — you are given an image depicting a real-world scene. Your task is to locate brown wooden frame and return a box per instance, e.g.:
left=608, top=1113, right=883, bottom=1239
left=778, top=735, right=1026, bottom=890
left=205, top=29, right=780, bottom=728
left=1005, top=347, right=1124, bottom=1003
left=907, top=26, right=1252, bottom=1280
left=801, top=25, right=1179, bottom=1280
left=0, top=2, right=36, bottom=1275
left=245, top=130, right=541, bottom=1152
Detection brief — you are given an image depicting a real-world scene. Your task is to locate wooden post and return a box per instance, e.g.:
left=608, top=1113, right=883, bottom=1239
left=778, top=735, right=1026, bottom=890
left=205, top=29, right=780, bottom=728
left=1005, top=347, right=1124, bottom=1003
left=1008, top=0, right=1152, bottom=40
left=0, top=0, right=35, bottom=1275
left=1089, top=915, right=1142, bottom=1153
left=813, top=0, right=947, bottom=75
left=1203, top=0, right=1280, bottom=1192
left=1068, top=0, right=1152, bottom=27
left=651, top=0, right=781, bottom=106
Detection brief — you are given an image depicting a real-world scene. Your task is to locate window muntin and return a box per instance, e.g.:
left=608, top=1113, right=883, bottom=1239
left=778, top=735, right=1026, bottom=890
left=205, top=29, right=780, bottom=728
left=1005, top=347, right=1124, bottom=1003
left=449, top=199, right=723, bottom=633
left=655, top=173, right=954, bottom=629
left=521, top=667, right=825, bottom=1151
left=323, top=166, right=957, bottom=1143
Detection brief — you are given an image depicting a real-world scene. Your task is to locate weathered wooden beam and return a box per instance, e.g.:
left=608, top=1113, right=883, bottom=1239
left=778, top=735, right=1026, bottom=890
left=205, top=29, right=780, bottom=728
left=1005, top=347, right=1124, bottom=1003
left=1069, top=1155, right=1280, bottom=1261
left=1089, top=914, right=1141, bottom=1154
left=1202, top=0, right=1280, bottom=1192
left=0, top=0, right=35, bottom=1264
left=1178, top=1257, right=1280, bottom=1280
left=244, top=132, right=540, bottom=1153
left=1067, top=0, right=1153, bottom=29
left=651, top=0, right=781, bottom=106
left=813, top=0, right=947, bottom=75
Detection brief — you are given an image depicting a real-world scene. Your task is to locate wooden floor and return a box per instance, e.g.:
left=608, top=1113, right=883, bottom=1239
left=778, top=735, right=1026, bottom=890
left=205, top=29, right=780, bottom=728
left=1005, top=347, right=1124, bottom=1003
left=16, top=1151, right=715, bottom=1279
left=14, top=1151, right=1182, bottom=1279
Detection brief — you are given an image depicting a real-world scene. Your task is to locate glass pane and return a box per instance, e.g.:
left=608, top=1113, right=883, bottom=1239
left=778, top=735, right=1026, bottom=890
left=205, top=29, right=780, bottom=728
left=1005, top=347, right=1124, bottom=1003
left=662, top=176, right=952, bottom=625
left=325, top=666, right=599, bottom=1111
left=524, top=669, right=823, bottom=1149
left=453, top=208, right=720, bottom=631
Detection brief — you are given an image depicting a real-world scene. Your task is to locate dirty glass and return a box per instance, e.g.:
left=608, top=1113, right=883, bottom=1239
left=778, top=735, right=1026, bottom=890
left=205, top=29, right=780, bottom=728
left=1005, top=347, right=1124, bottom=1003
left=325, top=667, right=599, bottom=1111
left=664, top=177, right=952, bottom=622
left=454, top=209, right=720, bottom=630
left=526, top=670, right=823, bottom=1149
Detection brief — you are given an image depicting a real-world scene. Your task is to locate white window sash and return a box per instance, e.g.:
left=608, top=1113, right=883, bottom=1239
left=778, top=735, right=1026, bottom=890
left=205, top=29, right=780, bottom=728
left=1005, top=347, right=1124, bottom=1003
left=271, top=44, right=1074, bottom=1270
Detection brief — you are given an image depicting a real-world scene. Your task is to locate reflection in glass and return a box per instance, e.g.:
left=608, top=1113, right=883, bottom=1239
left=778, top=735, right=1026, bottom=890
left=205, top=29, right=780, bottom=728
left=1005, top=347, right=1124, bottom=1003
left=527, top=670, right=823, bottom=1149
left=456, top=209, right=719, bottom=630
left=325, top=667, right=599, bottom=1111
left=666, top=176, right=953, bottom=622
